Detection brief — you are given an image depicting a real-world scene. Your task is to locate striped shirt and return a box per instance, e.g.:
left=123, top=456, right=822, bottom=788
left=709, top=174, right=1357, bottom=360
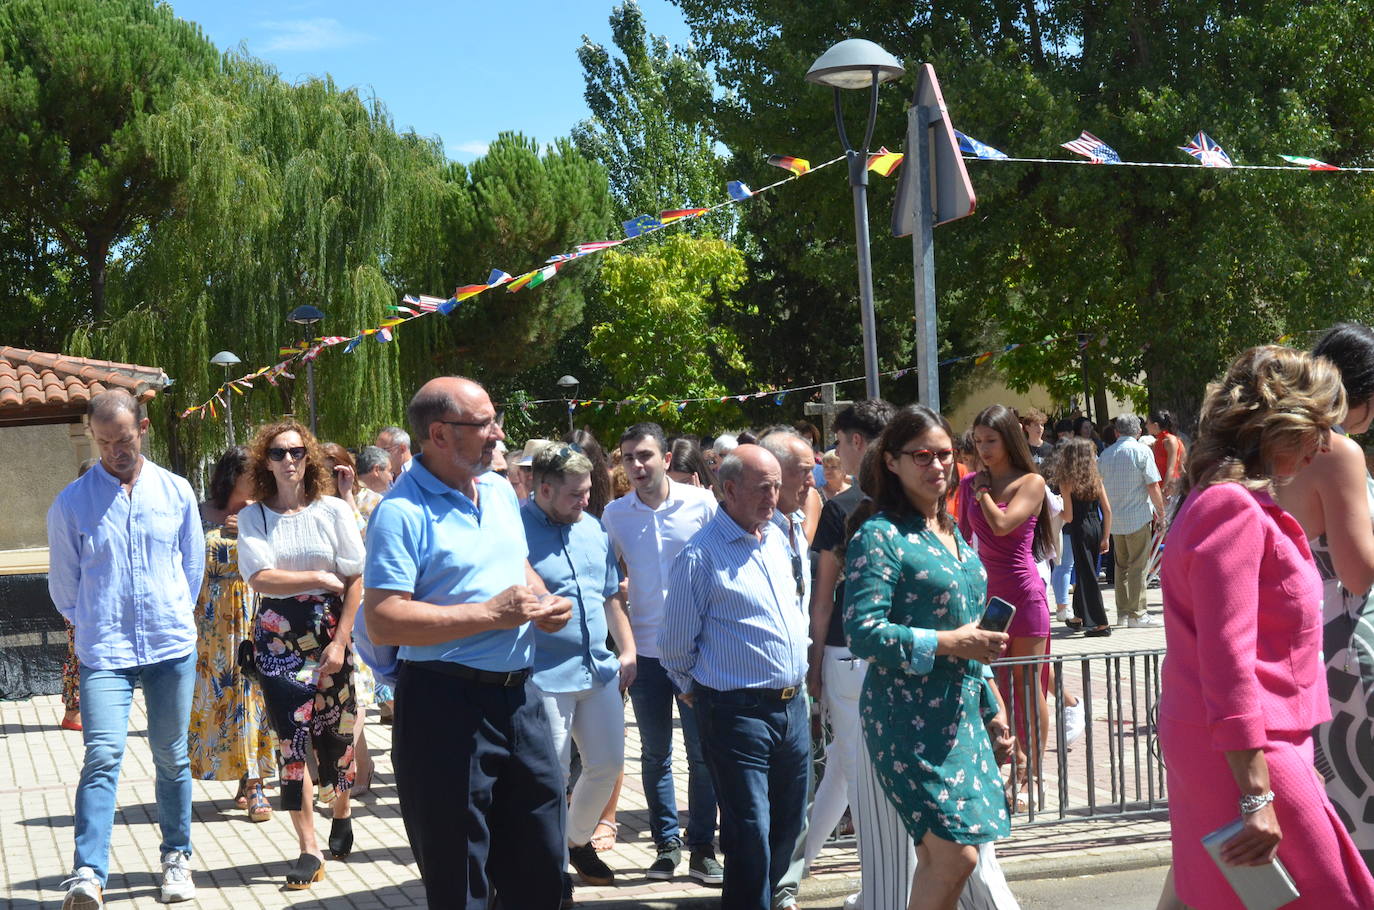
left=659, top=507, right=810, bottom=693
left=1098, top=437, right=1162, bottom=535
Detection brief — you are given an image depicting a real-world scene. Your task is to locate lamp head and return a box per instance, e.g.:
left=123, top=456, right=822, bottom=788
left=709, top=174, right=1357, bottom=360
left=210, top=350, right=241, bottom=367
left=806, top=39, right=904, bottom=90
left=557, top=375, right=580, bottom=390
left=287, top=305, right=326, bottom=326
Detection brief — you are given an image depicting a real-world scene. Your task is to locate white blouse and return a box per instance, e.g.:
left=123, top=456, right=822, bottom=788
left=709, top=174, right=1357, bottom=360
left=238, top=496, right=366, bottom=596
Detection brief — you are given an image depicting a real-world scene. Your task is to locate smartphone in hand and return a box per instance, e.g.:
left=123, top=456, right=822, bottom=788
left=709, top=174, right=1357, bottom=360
left=979, top=596, right=1017, bottom=633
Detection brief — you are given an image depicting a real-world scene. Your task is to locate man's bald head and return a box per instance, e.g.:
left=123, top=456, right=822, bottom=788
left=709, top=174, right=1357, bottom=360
left=407, top=376, right=488, bottom=445
left=717, top=444, right=782, bottom=531
left=88, top=389, right=145, bottom=425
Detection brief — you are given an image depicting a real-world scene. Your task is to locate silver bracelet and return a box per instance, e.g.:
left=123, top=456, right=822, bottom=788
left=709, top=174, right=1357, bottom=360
left=1239, top=791, right=1275, bottom=815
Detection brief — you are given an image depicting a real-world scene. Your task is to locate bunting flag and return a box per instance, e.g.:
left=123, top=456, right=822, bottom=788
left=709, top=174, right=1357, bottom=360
left=403, top=294, right=447, bottom=312
left=376, top=327, right=393, bottom=343
left=454, top=284, right=488, bottom=301
left=660, top=208, right=709, bottom=223
left=391, top=303, right=419, bottom=317
left=956, top=130, right=1008, bottom=160
left=866, top=147, right=904, bottom=177
left=507, top=264, right=560, bottom=293
left=623, top=214, right=663, bottom=238
left=486, top=269, right=513, bottom=287
left=1061, top=131, right=1121, bottom=164
left=1279, top=154, right=1339, bottom=171
left=1180, top=131, right=1232, bottom=168
left=342, top=335, right=363, bottom=354
left=378, top=318, right=405, bottom=328
left=435, top=297, right=460, bottom=315
left=727, top=180, right=753, bottom=201
left=767, top=155, right=810, bottom=175
left=576, top=240, right=623, bottom=255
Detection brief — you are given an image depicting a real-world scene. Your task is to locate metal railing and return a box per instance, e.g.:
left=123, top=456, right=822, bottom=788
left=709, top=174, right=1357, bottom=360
left=996, top=648, right=1167, bottom=827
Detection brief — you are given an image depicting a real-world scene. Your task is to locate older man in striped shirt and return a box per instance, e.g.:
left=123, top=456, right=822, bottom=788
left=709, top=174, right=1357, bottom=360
left=661, top=444, right=811, bottom=910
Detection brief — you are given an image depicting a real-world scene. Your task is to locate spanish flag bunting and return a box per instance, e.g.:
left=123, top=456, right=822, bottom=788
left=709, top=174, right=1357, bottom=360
left=867, top=147, right=904, bottom=177
left=767, top=155, right=810, bottom=175
left=659, top=208, right=709, bottom=223
left=974, top=351, right=995, bottom=365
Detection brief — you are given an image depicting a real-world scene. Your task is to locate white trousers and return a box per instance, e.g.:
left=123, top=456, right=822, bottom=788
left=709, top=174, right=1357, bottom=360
left=856, top=734, right=1021, bottom=910
left=805, top=646, right=867, bottom=867
left=535, top=678, right=626, bottom=846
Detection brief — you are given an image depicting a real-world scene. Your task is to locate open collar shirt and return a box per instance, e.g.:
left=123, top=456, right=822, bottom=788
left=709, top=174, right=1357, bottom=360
left=46, top=458, right=204, bottom=670
left=601, top=480, right=717, bottom=659
left=521, top=499, right=624, bottom=693
left=659, top=508, right=810, bottom=694
left=364, top=458, right=531, bottom=671
left=1098, top=437, right=1162, bottom=536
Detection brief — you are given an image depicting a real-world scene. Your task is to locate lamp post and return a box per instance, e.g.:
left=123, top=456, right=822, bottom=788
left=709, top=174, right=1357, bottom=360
left=209, top=350, right=241, bottom=447
left=557, top=374, right=580, bottom=434
left=806, top=39, right=904, bottom=400
left=287, top=305, right=326, bottom=434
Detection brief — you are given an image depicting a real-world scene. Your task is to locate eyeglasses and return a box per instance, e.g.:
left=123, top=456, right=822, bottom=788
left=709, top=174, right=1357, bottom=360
left=551, top=443, right=584, bottom=467
left=267, top=446, right=308, bottom=462
left=897, top=447, right=956, bottom=467
left=437, top=408, right=505, bottom=433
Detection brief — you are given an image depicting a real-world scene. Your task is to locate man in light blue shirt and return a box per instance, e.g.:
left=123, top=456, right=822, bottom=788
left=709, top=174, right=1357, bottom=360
left=47, top=390, right=204, bottom=909
left=661, top=445, right=811, bottom=910
left=364, top=376, right=573, bottom=909
left=522, top=442, right=635, bottom=895
left=1098, top=414, right=1165, bottom=627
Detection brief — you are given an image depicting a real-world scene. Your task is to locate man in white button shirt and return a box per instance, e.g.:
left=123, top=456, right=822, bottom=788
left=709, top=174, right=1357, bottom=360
left=601, top=422, right=722, bottom=885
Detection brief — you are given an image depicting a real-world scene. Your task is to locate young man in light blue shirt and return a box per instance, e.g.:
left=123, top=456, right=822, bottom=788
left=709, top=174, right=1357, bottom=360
left=521, top=442, right=636, bottom=896
left=47, top=390, right=205, bottom=910
left=364, top=376, right=573, bottom=909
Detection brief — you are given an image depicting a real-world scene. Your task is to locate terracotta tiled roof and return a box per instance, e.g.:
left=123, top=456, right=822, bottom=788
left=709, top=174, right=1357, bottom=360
left=0, top=347, right=169, bottom=422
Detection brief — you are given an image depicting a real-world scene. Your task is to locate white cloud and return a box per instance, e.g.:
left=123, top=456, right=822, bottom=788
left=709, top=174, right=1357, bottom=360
left=449, top=140, right=490, bottom=157
left=259, top=18, right=371, bottom=53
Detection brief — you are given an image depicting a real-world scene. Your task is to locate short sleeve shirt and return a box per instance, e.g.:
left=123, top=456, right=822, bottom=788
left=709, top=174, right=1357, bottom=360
left=812, top=484, right=863, bottom=646
left=1098, top=437, right=1162, bottom=536
left=364, top=459, right=531, bottom=671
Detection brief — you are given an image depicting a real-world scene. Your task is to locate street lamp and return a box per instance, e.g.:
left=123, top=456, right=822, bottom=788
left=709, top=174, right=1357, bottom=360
left=209, top=350, right=241, bottom=447
left=287, top=305, right=326, bottom=434
left=807, top=39, right=904, bottom=400
left=557, top=374, right=580, bottom=434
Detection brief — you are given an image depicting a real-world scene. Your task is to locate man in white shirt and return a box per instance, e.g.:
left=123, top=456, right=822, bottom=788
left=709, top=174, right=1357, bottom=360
left=601, top=423, right=722, bottom=885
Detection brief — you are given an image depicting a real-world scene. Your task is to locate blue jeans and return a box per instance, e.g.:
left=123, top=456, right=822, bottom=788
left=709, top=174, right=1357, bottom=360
left=628, top=656, right=717, bottom=848
left=695, top=687, right=811, bottom=910
left=1051, top=528, right=1074, bottom=606
left=75, top=650, right=195, bottom=884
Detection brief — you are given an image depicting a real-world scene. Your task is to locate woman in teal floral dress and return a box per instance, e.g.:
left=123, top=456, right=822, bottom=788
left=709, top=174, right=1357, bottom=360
left=845, top=405, right=1015, bottom=910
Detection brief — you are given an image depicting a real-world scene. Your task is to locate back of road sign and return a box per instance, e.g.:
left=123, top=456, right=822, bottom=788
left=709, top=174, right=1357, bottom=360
left=892, top=63, right=975, bottom=236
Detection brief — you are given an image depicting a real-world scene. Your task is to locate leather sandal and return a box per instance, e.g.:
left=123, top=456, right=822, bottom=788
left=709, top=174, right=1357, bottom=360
left=285, top=853, right=325, bottom=889
left=247, top=780, right=272, bottom=823
left=328, top=817, right=353, bottom=859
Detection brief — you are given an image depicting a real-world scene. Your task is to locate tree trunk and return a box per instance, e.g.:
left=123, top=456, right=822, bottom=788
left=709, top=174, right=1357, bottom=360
left=86, top=233, right=110, bottom=322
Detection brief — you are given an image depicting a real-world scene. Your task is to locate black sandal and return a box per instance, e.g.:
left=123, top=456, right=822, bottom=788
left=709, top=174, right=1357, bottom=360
left=1064, top=618, right=1085, bottom=631
left=328, top=816, right=353, bottom=859
left=286, top=853, right=325, bottom=889
left=1085, top=625, right=1113, bottom=637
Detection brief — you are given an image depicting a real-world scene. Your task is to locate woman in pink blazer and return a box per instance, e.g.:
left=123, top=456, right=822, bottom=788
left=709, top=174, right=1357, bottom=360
left=1160, top=345, right=1374, bottom=909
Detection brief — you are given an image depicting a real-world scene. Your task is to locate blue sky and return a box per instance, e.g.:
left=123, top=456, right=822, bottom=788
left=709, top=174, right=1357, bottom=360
left=167, top=0, right=693, bottom=163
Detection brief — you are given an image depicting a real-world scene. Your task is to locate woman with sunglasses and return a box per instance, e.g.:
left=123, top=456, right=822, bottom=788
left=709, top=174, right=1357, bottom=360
left=238, top=419, right=366, bottom=889
left=845, top=405, right=1015, bottom=910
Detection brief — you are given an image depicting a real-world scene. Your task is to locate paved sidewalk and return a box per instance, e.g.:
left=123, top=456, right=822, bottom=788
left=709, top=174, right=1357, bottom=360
left=1, top=587, right=1169, bottom=908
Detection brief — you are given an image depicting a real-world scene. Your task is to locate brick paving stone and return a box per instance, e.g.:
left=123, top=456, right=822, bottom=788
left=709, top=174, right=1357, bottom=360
left=1, top=586, right=1171, bottom=907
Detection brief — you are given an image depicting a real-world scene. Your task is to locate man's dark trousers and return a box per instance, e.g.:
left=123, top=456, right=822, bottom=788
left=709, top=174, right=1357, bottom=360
left=695, top=687, right=811, bottom=910
left=394, top=661, right=565, bottom=909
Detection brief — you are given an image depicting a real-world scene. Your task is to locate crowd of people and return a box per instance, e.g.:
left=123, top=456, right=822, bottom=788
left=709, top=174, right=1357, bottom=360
left=43, top=325, right=1374, bottom=910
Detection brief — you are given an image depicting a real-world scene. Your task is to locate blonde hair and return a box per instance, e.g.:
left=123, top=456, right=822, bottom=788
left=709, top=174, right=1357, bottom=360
left=821, top=450, right=843, bottom=469
left=1053, top=438, right=1103, bottom=501
left=1182, top=345, right=1346, bottom=500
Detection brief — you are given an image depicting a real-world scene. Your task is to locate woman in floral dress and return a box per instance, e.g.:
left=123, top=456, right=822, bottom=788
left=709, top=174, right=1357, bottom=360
left=845, top=405, right=1015, bottom=910
left=190, top=447, right=276, bottom=820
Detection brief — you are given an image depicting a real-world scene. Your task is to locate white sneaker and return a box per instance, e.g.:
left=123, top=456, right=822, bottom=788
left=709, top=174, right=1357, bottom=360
left=1063, top=699, right=1086, bottom=746
left=160, top=850, right=195, bottom=903
left=1127, top=614, right=1161, bottom=628
left=1054, top=606, right=1069, bottom=623
left=61, top=867, right=103, bottom=910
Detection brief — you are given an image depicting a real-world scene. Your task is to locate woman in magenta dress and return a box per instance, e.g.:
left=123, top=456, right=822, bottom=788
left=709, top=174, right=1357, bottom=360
left=958, top=404, right=1055, bottom=808
left=1160, top=345, right=1374, bottom=909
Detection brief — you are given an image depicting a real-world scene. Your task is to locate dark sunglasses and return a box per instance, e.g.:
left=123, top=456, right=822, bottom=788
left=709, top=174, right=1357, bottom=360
left=898, top=448, right=956, bottom=467
left=437, top=408, right=506, bottom=432
left=267, top=446, right=308, bottom=462
left=551, top=443, right=584, bottom=466
left=791, top=552, right=805, bottom=599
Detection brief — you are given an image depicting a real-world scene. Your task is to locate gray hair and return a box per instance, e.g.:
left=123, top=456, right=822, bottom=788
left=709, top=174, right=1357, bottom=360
left=377, top=424, right=412, bottom=452
left=531, top=442, right=592, bottom=486
left=88, top=389, right=145, bottom=424
left=759, top=427, right=807, bottom=469
left=713, top=433, right=740, bottom=455
left=716, top=452, right=745, bottom=487
left=356, top=445, right=391, bottom=476
left=1113, top=414, right=1142, bottom=437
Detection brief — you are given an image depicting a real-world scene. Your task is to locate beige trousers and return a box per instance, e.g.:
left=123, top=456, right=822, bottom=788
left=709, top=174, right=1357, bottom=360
left=1112, top=524, right=1154, bottom=620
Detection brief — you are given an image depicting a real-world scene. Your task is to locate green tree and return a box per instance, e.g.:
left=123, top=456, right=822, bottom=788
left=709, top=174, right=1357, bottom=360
left=674, top=0, right=1374, bottom=420
left=0, top=0, right=220, bottom=320
left=585, top=234, right=748, bottom=436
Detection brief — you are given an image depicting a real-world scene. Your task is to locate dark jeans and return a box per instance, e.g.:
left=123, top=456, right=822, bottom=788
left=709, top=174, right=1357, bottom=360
left=1069, top=515, right=1111, bottom=628
left=695, top=687, right=812, bottom=910
left=393, top=662, right=565, bottom=909
left=628, top=655, right=717, bottom=848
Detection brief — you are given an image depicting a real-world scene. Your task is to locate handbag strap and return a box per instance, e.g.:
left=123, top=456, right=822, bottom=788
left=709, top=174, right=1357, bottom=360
left=244, top=502, right=267, bottom=628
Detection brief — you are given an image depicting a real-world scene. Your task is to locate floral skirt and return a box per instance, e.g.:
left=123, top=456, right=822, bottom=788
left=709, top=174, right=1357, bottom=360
left=254, top=594, right=355, bottom=811
left=62, top=620, right=80, bottom=712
